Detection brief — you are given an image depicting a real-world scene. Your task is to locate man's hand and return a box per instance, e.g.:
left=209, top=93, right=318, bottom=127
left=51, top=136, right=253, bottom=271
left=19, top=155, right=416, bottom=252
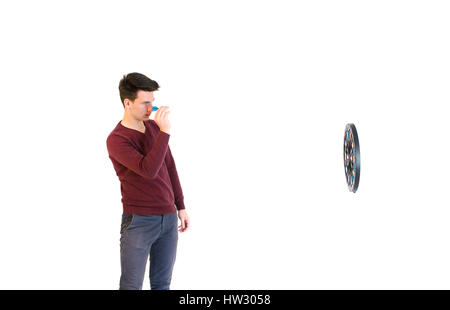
left=177, top=209, right=190, bottom=233
left=154, top=106, right=171, bottom=134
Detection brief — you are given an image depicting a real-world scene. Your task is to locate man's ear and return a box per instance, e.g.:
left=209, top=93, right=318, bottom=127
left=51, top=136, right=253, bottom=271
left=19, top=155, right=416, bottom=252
left=124, top=99, right=130, bottom=109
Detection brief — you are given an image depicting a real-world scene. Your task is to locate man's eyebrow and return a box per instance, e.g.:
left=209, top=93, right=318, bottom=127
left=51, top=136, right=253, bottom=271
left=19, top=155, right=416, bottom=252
left=142, top=101, right=153, bottom=104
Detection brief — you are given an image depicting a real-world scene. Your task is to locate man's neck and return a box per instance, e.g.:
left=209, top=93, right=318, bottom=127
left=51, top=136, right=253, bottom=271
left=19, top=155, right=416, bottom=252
left=121, top=114, right=144, bottom=130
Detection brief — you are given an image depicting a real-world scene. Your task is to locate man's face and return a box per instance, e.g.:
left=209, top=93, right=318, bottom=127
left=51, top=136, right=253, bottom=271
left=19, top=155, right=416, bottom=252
left=125, top=90, right=155, bottom=120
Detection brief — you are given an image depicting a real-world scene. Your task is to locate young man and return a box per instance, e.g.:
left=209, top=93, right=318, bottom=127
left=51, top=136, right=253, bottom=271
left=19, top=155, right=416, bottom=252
left=106, top=72, right=189, bottom=290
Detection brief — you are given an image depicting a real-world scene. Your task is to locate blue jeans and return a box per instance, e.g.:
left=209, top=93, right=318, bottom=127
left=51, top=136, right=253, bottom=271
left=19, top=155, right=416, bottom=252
left=119, top=212, right=178, bottom=290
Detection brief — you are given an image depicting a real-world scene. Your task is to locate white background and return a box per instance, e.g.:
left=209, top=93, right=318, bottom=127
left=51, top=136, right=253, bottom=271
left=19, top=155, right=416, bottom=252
left=0, top=0, right=449, bottom=289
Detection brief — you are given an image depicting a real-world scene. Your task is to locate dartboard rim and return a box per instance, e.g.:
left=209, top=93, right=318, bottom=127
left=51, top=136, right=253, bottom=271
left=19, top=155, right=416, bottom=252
left=343, top=123, right=360, bottom=192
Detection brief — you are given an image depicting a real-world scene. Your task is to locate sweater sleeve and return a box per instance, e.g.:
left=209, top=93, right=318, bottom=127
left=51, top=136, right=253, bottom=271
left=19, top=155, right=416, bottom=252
left=165, top=146, right=186, bottom=210
left=107, top=131, right=170, bottom=180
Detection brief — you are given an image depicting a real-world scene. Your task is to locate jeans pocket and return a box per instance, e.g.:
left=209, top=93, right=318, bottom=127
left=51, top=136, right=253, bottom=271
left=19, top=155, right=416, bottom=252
left=120, top=213, right=134, bottom=234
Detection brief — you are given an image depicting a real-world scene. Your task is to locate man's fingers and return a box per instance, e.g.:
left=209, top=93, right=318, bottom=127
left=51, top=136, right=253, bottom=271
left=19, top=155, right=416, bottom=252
left=157, top=106, right=170, bottom=120
left=177, top=217, right=188, bottom=232
left=154, top=107, right=161, bottom=118
left=155, top=106, right=165, bottom=115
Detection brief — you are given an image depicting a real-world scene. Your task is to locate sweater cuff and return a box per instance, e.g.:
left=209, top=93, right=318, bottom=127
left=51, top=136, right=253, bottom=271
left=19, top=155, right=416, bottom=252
left=159, top=130, right=170, bottom=138
left=156, top=131, right=170, bottom=150
left=176, top=199, right=186, bottom=211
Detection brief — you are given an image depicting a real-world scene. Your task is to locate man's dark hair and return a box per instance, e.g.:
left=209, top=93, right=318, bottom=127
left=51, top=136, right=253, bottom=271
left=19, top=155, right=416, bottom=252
left=119, top=72, right=160, bottom=107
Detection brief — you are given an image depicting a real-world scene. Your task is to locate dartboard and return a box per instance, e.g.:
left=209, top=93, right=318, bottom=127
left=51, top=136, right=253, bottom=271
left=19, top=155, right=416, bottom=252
left=343, top=123, right=360, bottom=192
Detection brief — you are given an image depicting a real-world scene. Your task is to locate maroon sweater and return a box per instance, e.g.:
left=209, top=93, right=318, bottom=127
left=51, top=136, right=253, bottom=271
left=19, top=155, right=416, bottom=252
left=106, top=119, right=185, bottom=215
